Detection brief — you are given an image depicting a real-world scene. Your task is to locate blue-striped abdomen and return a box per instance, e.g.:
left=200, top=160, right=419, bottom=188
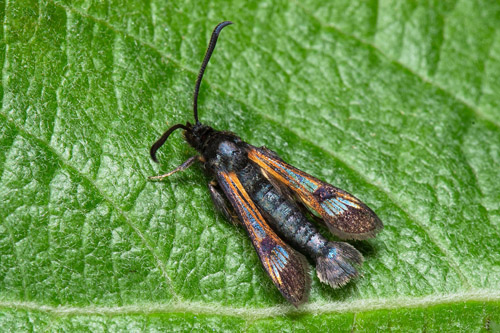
left=237, top=163, right=326, bottom=258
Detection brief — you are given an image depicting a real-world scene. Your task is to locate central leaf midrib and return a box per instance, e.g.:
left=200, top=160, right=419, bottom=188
left=0, top=290, right=498, bottom=320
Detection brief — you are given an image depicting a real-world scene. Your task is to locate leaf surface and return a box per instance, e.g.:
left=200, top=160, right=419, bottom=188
left=1, top=0, right=499, bottom=331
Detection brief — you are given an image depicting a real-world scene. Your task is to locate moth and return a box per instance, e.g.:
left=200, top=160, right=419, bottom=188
left=149, top=21, right=383, bottom=306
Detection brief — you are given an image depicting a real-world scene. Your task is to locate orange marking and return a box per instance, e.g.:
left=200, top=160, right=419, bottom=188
left=221, top=171, right=283, bottom=242
left=218, top=170, right=303, bottom=295
left=337, top=191, right=357, bottom=202
left=249, top=151, right=305, bottom=193
left=248, top=149, right=327, bottom=215
left=267, top=258, right=282, bottom=285
left=221, top=172, right=265, bottom=241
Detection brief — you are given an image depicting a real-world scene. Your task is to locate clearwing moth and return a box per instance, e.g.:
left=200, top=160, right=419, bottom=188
left=149, top=21, right=383, bottom=306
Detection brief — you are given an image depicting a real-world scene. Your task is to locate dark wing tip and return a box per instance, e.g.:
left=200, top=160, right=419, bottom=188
left=318, top=190, right=383, bottom=240
left=325, top=206, right=384, bottom=240
left=277, top=251, right=310, bottom=307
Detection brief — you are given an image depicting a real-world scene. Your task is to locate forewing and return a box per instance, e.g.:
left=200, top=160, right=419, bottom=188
left=248, top=147, right=383, bottom=240
left=216, top=170, right=309, bottom=306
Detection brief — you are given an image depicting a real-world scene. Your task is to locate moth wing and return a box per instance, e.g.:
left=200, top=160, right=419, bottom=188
left=248, top=146, right=383, bottom=240
left=216, top=170, right=309, bottom=306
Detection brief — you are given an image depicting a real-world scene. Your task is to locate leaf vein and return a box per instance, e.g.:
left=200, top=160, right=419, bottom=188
left=291, top=0, right=500, bottom=129
left=46, top=0, right=471, bottom=287
left=0, top=290, right=498, bottom=320
left=0, top=112, right=179, bottom=300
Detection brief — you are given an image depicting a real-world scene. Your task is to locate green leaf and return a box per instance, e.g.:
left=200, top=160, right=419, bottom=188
left=1, top=0, right=499, bottom=330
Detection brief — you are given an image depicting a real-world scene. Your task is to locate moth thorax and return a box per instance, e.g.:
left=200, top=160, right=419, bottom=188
left=216, top=141, right=247, bottom=171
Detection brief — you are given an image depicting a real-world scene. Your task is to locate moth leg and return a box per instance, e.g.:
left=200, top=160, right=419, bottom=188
left=208, top=181, right=241, bottom=226
left=148, top=155, right=200, bottom=181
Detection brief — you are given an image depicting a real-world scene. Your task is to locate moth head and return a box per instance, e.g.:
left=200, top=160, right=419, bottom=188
left=183, top=122, right=214, bottom=152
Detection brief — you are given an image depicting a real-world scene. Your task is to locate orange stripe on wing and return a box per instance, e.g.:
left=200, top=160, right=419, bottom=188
left=248, top=147, right=382, bottom=240
left=221, top=171, right=275, bottom=241
left=217, top=169, right=309, bottom=305
left=248, top=149, right=324, bottom=212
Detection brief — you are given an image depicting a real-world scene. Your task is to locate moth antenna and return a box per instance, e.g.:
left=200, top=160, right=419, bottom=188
left=193, top=21, right=233, bottom=124
left=150, top=123, right=190, bottom=163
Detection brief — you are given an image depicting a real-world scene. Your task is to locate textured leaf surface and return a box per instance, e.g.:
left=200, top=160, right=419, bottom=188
left=1, top=0, right=499, bottom=331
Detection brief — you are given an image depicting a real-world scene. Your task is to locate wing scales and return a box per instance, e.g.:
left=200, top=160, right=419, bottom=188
left=248, top=147, right=383, bottom=240
left=216, top=171, right=309, bottom=306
